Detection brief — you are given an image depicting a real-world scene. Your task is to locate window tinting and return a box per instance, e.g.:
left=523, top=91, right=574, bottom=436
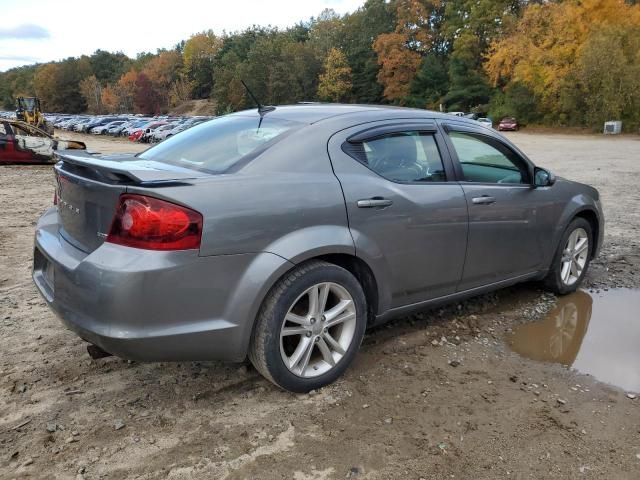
left=449, top=132, right=528, bottom=184
left=352, top=132, right=446, bottom=183
left=138, top=115, right=302, bottom=173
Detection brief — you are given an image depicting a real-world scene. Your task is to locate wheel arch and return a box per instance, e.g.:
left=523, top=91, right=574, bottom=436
left=242, top=251, right=382, bottom=359
left=313, top=253, right=379, bottom=326
left=573, top=208, right=600, bottom=259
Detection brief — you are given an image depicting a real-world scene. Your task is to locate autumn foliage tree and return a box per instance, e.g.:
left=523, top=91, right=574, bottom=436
left=134, top=72, right=160, bottom=114
left=4, top=0, right=640, bottom=129
left=183, top=31, right=222, bottom=98
left=577, top=25, right=640, bottom=127
left=485, top=0, right=640, bottom=124
left=373, top=0, right=438, bottom=102
left=79, top=75, right=103, bottom=114
left=34, top=57, right=92, bottom=112
left=318, top=48, right=353, bottom=102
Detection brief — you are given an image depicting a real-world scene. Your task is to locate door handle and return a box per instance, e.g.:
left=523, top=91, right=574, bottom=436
left=471, top=195, right=496, bottom=205
left=357, top=198, right=393, bottom=208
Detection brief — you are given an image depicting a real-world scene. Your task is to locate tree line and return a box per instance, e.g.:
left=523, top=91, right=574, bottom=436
left=1, top=0, right=639, bottom=129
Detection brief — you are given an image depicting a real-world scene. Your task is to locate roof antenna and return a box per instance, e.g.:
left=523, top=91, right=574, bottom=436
left=241, top=80, right=275, bottom=117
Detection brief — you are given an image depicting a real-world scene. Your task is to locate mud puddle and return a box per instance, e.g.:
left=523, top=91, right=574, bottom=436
left=508, top=288, right=640, bottom=393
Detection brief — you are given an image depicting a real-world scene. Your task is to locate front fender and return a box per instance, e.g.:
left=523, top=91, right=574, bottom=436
left=550, top=193, right=603, bottom=266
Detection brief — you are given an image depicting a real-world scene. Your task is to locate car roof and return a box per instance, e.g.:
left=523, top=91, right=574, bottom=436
left=228, top=103, right=475, bottom=125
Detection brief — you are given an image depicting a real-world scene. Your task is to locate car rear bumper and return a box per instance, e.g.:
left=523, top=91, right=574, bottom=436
left=33, top=207, right=293, bottom=362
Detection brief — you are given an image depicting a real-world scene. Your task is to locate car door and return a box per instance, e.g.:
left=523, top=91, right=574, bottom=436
left=328, top=120, right=468, bottom=311
left=0, top=122, right=9, bottom=162
left=12, top=123, right=55, bottom=160
left=440, top=122, right=545, bottom=290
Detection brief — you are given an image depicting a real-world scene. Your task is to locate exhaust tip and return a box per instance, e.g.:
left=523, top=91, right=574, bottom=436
left=87, top=344, right=113, bottom=359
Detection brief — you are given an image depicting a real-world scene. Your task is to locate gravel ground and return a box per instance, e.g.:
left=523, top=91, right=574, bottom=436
left=1, top=131, right=639, bottom=479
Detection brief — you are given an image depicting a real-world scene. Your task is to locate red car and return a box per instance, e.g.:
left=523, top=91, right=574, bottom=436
left=498, top=117, right=519, bottom=131
left=0, top=119, right=85, bottom=164
left=128, top=121, right=167, bottom=142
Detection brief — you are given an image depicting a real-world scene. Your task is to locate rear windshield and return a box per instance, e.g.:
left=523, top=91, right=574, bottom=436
left=138, top=115, right=302, bottom=173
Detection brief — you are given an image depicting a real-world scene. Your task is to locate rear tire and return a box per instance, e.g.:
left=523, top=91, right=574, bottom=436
left=249, top=261, right=367, bottom=393
left=544, top=218, right=593, bottom=294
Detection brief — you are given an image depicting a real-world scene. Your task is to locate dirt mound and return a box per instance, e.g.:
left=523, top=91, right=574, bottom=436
left=170, top=99, right=217, bottom=116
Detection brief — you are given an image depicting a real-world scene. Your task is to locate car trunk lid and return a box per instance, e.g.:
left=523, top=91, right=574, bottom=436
left=55, top=151, right=209, bottom=253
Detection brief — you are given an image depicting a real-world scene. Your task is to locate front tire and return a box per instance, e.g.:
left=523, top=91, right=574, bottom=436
left=249, top=261, right=367, bottom=392
left=544, top=218, right=593, bottom=294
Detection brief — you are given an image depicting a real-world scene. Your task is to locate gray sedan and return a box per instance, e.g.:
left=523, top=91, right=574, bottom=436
left=33, top=105, right=603, bottom=392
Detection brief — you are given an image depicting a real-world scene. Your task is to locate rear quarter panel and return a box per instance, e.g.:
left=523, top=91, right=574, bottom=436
left=125, top=125, right=354, bottom=260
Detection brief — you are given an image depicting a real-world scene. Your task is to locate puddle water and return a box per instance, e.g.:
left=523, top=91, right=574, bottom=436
left=508, top=289, right=640, bottom=393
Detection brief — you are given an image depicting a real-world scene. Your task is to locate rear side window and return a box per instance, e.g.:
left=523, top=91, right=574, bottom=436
left=346, top=132, right=446, bottom=183
left=139, top=115, right=302, bottom=173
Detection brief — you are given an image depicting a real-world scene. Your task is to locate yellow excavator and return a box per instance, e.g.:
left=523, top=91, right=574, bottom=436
left=15, top=97, right=53, bottom=134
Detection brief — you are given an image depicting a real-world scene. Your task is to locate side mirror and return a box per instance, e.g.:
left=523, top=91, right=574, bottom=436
left=534, top=167, right=556, bottom=187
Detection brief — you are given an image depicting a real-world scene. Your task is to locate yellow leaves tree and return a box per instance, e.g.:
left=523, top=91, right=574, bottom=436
left=169, top=75, right=193, bottom=107
left=33, top=63, right=59, bottom=109
left=183, top=31, right=222, bottom=97
left=79, top=75, right=102, bottom=114
left=373, top=0, right=439, bottom=102
left=577, top=25, right=640, bottom=126
left=485, top=0, right=640, bottom=116
left=142, top=50, right=183, bottom=108
left=317, top=48, right=353, bottom=102
left=116, top=69, right=138, bottom=112
left=101, top=85, right=120, bottom=113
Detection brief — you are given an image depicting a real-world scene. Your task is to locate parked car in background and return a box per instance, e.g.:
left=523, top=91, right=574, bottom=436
left=138, top=121, right=169, bottom=143
left=498, top=117, right=519, bottom=131
left=154, top=117, right=210, bottom=142
left=92, top=120, right=126, bottom=135
left=477, top=117, right=493, bottom=128
left=0, top=119, right=85, bottom=164
left=34, top=104, right=603, bottom=393
left=106, top=121, right=131, bottom=136
left=73, top=118, right=93, bottom=132
left=121, top=119, right=151, bottom=137
left=149, top=123, right=179, bottom=143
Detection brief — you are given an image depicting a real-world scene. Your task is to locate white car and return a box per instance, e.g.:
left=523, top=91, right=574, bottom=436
left=150, top=123, right=179, bottom=142
left=477, top=118, right=493, bottom=128
left=92, top=121, right=126, bottom=135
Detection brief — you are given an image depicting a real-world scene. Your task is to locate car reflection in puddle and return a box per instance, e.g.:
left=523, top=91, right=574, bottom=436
left=508, top=289, right=640, bottom=394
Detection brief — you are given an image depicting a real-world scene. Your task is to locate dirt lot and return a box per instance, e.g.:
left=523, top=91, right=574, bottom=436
left=1, top=132, right=639, bottom=480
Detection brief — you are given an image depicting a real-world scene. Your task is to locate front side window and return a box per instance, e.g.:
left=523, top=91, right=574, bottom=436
left=139, top=115, right=302, bottom=174
left=349, top=132, right=446, bottom=183
left=449, top=131, right=529, bottom=184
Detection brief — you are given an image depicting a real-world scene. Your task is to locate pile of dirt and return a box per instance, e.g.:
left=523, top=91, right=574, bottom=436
left=170, top=99, right=217, bottom=116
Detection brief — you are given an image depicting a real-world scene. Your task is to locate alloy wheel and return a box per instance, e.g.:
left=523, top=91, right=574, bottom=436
left=279, top=282, right=357, bottom=378
left=560, top=228, right=589, bottom=286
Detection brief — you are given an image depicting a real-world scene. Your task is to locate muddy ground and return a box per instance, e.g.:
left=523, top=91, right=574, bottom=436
left=1, top=132, right=639, bottom=480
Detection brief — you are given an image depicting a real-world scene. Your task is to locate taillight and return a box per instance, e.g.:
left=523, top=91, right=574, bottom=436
left=107, top=194, right=202, bottom=251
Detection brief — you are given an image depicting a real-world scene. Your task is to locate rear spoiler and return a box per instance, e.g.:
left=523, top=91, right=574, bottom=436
left=55, top=150, right=210, bottom=186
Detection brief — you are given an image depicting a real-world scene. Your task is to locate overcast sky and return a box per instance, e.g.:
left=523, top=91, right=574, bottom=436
left=0, top=0, right=365, bottom=72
